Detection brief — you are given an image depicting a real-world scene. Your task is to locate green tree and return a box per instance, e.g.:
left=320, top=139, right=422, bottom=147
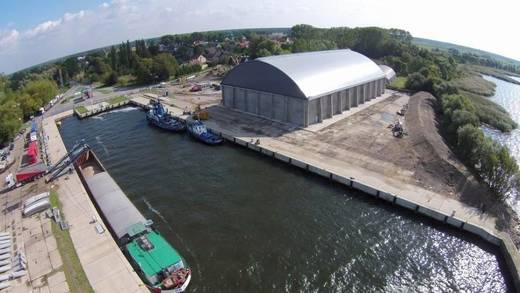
left=479, top=141, right=520, bottom=198
left=108, top=46, right=118, bottom=72
left=151, top=53, right=178, bottom=81
left=352, top=27, right=387, bottom=58
left=135, top=58, right=154, bottom=84
left=104, top=70, right=118, bottom=86
left=63, top=57, right=80, bottom=78
left=441, top=94, right=475, bottom=117
left=450, top=109, right=478, bottom=133
left=405, top=73, right=431, bottom=91
left=0, top=100, right=22, bottom=144
left=249, top=36, right=283, bottom=58
left=23, top=79, right=58, bottom=105
left=457, top=124, right=485, bottom=164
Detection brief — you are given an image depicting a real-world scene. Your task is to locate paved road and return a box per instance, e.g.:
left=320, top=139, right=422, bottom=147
left=45, top=85, right=143, bottom=118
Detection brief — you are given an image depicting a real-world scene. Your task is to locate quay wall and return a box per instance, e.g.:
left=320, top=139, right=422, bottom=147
left=75, top=100, right=131, bottom=119
left=213, top=127, right=520, bottom=290
left=117, top=97, right=520, bottom=289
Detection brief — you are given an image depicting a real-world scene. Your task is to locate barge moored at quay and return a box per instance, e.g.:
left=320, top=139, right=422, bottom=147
left=75, top=148, right=191, bottom=292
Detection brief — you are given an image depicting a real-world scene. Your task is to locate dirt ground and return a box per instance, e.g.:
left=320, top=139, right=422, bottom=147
left=165, top=71, right=223, bottom=109
left=154, top=85, right=496, bottom=205
left=206, top=91, right=493, bottom=202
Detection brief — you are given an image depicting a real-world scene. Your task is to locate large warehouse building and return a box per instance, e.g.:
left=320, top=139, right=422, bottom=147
left=221, top=49, right=396, bottom=127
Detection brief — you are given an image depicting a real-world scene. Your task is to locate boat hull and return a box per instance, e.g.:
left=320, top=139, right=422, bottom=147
left=146, top=114, right=186, bottom=132
left=147, top=273, right=191, bottom=293
left=187, top=129, right=223, bottom=145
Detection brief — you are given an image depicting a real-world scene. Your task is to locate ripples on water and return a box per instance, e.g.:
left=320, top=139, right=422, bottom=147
left=59, top=107, right=509, bottom=292
left=482, top=75, right=520, bottom=209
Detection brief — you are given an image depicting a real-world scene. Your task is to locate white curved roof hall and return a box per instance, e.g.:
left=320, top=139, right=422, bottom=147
left=379, top=64, right=397, bottom=81
left=222, top=49, right=387, bottom=99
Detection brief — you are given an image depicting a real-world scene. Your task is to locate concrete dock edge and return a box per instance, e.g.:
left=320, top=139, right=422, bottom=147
left=351, top=181, right=378, bottom=197
left=290, top=158, right=308, bottom=170
left=308, top=165, right=330, bottom=178
left=331, top=174, right=352, bottom=186
left=123, top=95, right=520, bottom=290
left=274, top=152, right=290, bottom=163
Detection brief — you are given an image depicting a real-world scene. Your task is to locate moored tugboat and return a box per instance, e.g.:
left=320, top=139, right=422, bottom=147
left=186, top=119, right=223, bottom=145
left=146, top=101, right=185, bottom=132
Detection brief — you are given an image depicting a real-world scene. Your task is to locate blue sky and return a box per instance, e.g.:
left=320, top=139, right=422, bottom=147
left=0, top=1, right=105, bottom=30
left=0, top=0, right=519, bottom=74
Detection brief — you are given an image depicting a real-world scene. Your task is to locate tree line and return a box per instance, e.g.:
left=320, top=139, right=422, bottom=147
left=0, top=75, right=58, bottom=145
left=62, top=40, right=181, bottom=86
left=442, top=94, right=519, bottom=198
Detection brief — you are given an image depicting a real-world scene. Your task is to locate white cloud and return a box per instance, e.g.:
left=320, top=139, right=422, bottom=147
left=0, top=0, right=519, bottom=74
left=25, top=20, right=62, bottom=38
left=63, top=10, right=86, bottom=22
left=0, top=30, right=20, bottom=49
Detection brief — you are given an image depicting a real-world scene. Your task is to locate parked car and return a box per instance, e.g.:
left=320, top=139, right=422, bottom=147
left=190, top=85, right=202, bottom=92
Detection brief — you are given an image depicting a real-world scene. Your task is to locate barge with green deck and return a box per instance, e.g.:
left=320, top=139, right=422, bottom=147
left=75, top=149, right=191, bottom=292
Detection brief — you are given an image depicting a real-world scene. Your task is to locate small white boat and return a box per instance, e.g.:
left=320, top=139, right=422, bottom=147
left=23, top=198, right=50, bottom=217
left=0, top=254, right=10, bottom=261
left=23, top=192, right=50, bottom=209
left=0, top=233, right=9, bottom=238
left=0, top=248, right=10, bottom=255
left=0, top=240, right=10, bottom=246
left=0, top=243, right=10, bottom=250
left=0, top=260, right=9, bottom=266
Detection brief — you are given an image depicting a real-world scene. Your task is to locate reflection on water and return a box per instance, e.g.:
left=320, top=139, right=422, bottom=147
left=482, top=75, right=520, bottom=207
left=482, top=76, right=520, bottom=162
left=59, top=108, right=509, bottom=292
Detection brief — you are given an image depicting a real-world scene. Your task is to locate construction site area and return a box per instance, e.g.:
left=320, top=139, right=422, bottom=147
left=135, top=83, right=468, bottom=201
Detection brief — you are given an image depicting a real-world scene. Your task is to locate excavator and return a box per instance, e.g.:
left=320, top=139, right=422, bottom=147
left=392, top=120, right=405, bottom=138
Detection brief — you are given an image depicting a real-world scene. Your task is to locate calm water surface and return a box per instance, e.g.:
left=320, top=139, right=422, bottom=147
left=59, top=107, right=509, bottom=292
left=482, top=75, right=520, bottom=208
left=483, top=75, right=520, bottom=163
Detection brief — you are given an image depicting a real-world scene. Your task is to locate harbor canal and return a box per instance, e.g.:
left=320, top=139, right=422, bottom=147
left=59, top=107, right=510, bottom=292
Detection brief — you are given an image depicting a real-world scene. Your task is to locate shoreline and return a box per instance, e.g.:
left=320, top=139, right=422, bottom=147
left=131, top=95, right=520, bottom=290
left=54, top=94, right=520, bottom=290
left=42, top=111, right=149, bottom=292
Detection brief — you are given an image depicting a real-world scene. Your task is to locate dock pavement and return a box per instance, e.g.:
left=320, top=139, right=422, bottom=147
left=42, top=111, right=148, bottom=293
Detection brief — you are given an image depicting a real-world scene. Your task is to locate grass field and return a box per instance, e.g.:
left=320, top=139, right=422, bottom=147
left=451, top=73, right=496, bottom=96
left=60, top=95, right=74, bottom=104
left=116, top=75, right=136, bottom=87
left=107, top=95, right=127, bottom=105
left=96, top=87, right=113, bottom=94
left=50, top=190, right=94, bottom=293
left=389, top=76, right=407, bottom=89
left=461, top=89, right=517, bottom=132
left=466, top=65, right=520, bottom=85
left=74, top=106, right=87, bottom=114
left=413, top=37, right=520, bottom=68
